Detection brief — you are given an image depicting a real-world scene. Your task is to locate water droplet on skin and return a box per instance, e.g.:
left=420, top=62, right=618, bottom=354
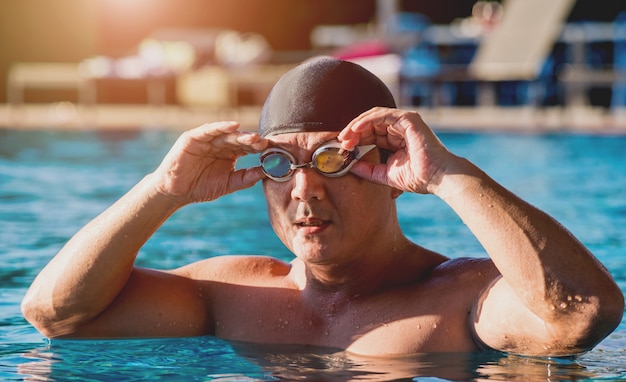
left=559, top=302, right=568, bottom=309
left=355, top=325, right=360, bottom=329
left=432, top=323, right=437, bottom=329
left=574, top=295, right=583, bottom=302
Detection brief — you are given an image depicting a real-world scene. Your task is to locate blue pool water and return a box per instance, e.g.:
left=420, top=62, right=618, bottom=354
left=1, top=128, right=625, bottom=381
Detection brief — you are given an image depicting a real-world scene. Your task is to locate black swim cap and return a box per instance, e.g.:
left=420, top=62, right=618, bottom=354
left=258, top=56, right=396, bottom=137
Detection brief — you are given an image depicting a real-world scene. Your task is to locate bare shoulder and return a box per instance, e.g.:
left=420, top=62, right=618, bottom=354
left=172, top=255, right=293, bottom=284
left=434, top=256, right=497, bottom=272
left=428, top=257, right=500, bottom=285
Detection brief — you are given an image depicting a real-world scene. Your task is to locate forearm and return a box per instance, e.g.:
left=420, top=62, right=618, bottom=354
left=434, top=157, right=622, bottom=319
left=22, top=174, right=182, bottom=335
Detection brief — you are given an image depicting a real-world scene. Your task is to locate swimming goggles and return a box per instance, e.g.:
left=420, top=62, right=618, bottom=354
left=259, top=141, right=376, bottom=182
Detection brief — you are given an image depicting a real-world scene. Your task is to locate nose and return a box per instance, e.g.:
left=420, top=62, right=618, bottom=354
left=290, top=168, right=326, bottom=202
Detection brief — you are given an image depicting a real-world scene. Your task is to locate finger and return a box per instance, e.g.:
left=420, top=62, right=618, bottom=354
left=193, top=121, right=240, bottom=138
left=338, top=109, right=379, bottom=149
left=176, top=122, right=239, bottom=152
left=173, top=122, right=238, bottom=152
left=209, top=133, right=268, bottom=159
left=227, top=166, right=265, bottom=193
left=351, top=108, right=404, bottom=135
left=342, top=106, right=392, bottom=132
left=235, top=132, right=269, bottom=153
left=339, top=107, right=403, bottom=150
left=353, top=109, right=427, bottom=153
left=188, top=126, right=264, bottom=157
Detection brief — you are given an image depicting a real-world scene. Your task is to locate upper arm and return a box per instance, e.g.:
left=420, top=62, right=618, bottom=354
left=63, top=255, right=290, bottom=339
left=64, top=267, right=213, bottom=338
left=472, top=277, right=606, bottom=356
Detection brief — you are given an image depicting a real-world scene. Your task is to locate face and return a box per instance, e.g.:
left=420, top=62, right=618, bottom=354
left=262, top=132, right=398, bottom=266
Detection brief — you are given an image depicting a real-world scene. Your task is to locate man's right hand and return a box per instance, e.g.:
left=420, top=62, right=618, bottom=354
left=151, top=122, right=269, bottom=205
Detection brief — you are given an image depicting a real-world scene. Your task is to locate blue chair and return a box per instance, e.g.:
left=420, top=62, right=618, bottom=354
left=498, top=54, right=555, bottom=106
left=390, top=13, right=442, bottom=106
left=400, top=42, right=441, bottom=106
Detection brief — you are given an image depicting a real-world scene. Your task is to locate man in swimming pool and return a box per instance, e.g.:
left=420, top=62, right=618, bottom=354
left=22, top=56, right=623, bottom=357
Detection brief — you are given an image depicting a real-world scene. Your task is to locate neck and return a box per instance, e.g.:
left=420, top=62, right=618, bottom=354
left=293, top=236, right=424, bottom=299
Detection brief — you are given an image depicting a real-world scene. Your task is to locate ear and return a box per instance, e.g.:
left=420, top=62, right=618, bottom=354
left=391, top=188, right=403, bottom=199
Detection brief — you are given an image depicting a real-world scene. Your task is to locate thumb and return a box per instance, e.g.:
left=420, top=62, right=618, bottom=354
left=228, top=166, right=266, bottom=193
left=350, top=161, right=389, bottom=186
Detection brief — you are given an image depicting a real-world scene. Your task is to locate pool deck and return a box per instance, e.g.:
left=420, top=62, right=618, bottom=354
left=2, top=103, right=626, bottom=134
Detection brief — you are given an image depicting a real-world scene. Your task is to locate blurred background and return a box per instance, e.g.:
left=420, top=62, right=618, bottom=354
left=2, top=0, right=626, bottom=130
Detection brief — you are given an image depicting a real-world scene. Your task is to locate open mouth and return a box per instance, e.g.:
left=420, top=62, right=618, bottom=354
left=296, top=218, right=329, bottom=228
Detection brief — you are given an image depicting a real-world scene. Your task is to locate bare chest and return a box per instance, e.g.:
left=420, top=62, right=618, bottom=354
left=212, top=282, right=482, bottom=356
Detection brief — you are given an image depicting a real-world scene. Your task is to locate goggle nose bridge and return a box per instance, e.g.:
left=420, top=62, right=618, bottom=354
left=289, top=161, right=316, bottom=171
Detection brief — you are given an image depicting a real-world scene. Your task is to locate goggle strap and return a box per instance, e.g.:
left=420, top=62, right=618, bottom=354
left=354, top=144, right=377, bottom=159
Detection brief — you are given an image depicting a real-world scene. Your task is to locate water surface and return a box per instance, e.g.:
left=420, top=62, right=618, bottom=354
left=1, top=128, right=625, bottom=381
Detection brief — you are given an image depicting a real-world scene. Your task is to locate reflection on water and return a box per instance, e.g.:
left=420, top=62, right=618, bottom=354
left=1, top=129, right=626, bottom=381
left=232, top=342, right=590, bottom=381
left=15, top=337, right=602, bottom=382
